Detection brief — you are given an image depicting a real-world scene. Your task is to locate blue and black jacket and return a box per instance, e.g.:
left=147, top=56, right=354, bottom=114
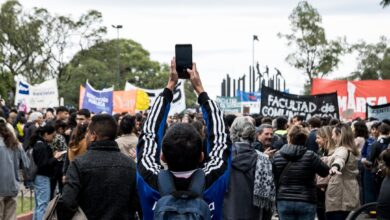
left=137, top=88, right=231, bottom=220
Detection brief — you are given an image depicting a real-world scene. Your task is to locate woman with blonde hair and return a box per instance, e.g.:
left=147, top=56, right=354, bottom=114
left=325, top=123, right=360, bottom=220
left=316, top=126, right=337, bottom=157
left=315, top=126, right=336, bottom=220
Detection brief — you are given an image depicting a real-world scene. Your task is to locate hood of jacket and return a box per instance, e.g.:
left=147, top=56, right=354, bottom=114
left=231, top=142, right=258, bottom=172
left=279, top=144, right=307, bottom=161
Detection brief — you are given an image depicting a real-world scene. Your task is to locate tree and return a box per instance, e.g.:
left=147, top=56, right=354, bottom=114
left=278, top=1, right=346, bottom=94
left=381, top=0, right=390, bottom=7
left=60, top=39, right=197, bottom=108
left=349, top=37, right=390, bottom=80
left=0, top=0, right=106, bottom=99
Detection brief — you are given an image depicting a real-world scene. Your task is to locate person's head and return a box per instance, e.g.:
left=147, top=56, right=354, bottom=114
left=70, top=122, right=89, bottom=147
left=275, top=116, right=288, bottom=130
left=55, top=120, right=67, bottom=135
left=223, top=114, right=237, bottom=129
left=181, top=114, right=192, bottom=124
left=229, top=116, right=256, bottom=143
left=28, top=111, right=43, bottom=125
left=292, top=115, right=304, bottom=126
left=381, top=149, right=390, bottom=177
left=119, top=115, right=136, bottom=136
left=191, top=120, right=205, bottom=140
left=44, top=109, right=55, bottom=121
left=316, top=126, right=336, bottom=154
left=251, top=114, right=262, bottom=127
left=7, top=112, right=17, bottom=125
left=86, top=114, right=118, bottom=146
left=332, top=123, right=359, bottom=156
left=287, top=125, right=309, bottom=146
left=30, top=124, right=56, bottom=146
left=257, top=124, right=273, bottom=146
left=56, top=106, right=69, bottom=122
left=370, top=122, right=382, bottom=138
left=353, top=121, right=369, bottom=139
left=0, top=118, right=18, bottom=150
left=135, top=113, right=143, bottom=132
left=161, top=123, right=203, bottom=172
left=308, top=117, right=321, bottom=130
left=329, top=118, right=340, bottom=126
left=76, top=109, right=91, bottom=126
left=379, top=123, right=390, bottom=136
left=261, top=117, right=272, bottom=125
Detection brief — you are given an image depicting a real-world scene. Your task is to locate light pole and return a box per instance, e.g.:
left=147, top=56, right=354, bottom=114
left=112, top=25, right=123, bottom=89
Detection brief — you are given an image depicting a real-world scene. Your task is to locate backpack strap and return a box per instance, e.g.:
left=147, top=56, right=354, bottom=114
left=187, top=169, right=205, bottom=197
left=158, top=170, right=176, bottom=196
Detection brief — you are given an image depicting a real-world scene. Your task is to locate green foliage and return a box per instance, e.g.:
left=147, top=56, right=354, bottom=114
left=278, top=1, right=346, bottom=94
left=59, top=39, right=198, bottom=107
left=0, top=0, right=106, bottom=100
left=349, top=37, right=390, bottom=80
left=381, top=0, right=390, bottom=7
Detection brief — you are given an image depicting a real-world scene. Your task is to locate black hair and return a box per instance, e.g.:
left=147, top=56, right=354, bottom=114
left=113, top=113, right=121, bottom=122
left=89, top=114, right=118, bottom=141
left=224, top=115, right=237, bottom=128
left=68, top=112, right=77, bottom=128
left=191, top=120, right=205, bottom=140
left=276, top=117, right=288, bottom=130
left=30, top=125, right=55, bottom=147
left=251, top=114, right=262, bottom=127
left=371, top=121, right=382, bottom=130
left=56, top=106, right=69, bottom=113
left=293, top=115, right=305, bottom=122
left=379, top=123, right=390, bottom=135
left=46, top=108, right=54, bottom=114
left=329, top=118, right=340, bottom=126
left=382, top=119, right=390, bottom=126
left=261, top=117, right=272, bottom=125
left=55, top=120, right=67, bottom=131
left=308, top=117, right=321, bottom=129
left=119, top=115, right=136, bottom=135
left=353, top=121, right=369, bottom=139
left=162, top=123, right=203, bottom=172
left=77, top=109, right=91, bottom=118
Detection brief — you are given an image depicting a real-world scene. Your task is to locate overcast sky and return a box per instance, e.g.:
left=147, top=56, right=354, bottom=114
left=8, top=0, right=390, bottom=98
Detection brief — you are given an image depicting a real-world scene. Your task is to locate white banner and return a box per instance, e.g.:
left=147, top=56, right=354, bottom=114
left=14, top=79, right=59, bottom=109
left=125, top=80, right=186, bottom=115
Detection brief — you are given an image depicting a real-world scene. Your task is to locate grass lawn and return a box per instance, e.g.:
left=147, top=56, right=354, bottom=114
left=16, top=196, right=34, bottom=216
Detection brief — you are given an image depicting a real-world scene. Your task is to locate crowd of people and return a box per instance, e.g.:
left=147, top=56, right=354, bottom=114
left=0, top=59, right=390, bottom=220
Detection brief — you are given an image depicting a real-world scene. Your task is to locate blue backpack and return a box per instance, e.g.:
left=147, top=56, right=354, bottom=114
left=154, top=169, right=211, bottom=220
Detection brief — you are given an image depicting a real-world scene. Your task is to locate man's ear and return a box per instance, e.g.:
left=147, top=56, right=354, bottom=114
left=161, top=153, right=166, bottom=163
left=199, top=152, right=204, bottom=163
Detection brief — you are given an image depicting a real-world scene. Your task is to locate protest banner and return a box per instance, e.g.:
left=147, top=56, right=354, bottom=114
left=14, top=79, right=59, bottom=109
left=125, top=80, right=186, bottom=115
left=216, top=97, right=241, bottom=113
left=113, top=90, right=137, bottom=114
left=236, top=90, right=261, bottom=102
left=82, top=81, right=114, bottom=114
left=14, top=80, right=30, bottom=107
left=312, top=79, right=390, bottom=119
left=366, top=103, right=390, bottom=121
left=260, top=86, right=339, bottom=120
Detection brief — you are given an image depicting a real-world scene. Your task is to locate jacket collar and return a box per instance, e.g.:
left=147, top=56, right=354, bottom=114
left=88, top=140, right=120, bottom=152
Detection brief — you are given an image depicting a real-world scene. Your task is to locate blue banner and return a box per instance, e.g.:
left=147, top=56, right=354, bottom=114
left=236, top=90, right=261, bottom=102
left=82, top=81, right=113, bottom=114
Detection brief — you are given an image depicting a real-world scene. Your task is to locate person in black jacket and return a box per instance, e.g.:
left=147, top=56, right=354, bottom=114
left=223, top=116, right=274, bottom=220
left=273, top=125, right=329, bottom=220
left=377, top=149, right=390, bottom=220
left=31, top=125, right=63, bottom=220
left=368, top=123, right=390, bottom=197
left=57, top=114, right=139, bottom=220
